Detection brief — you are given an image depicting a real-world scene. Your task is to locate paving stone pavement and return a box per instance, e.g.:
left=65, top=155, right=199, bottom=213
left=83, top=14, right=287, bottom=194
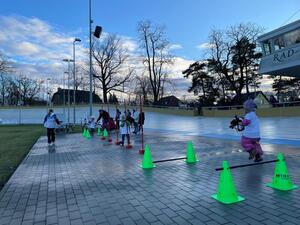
left=0, top=131, right=300, bottom=225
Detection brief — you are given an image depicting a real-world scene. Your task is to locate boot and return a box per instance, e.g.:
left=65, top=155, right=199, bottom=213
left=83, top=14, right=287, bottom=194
left=254, top=154, right=263, bottom=162
left=248, top=149, right=256, bottom=160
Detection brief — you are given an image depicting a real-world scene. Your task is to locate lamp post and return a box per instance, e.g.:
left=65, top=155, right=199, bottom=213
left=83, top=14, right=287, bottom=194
left=63, top=73, right=66, bottom=117
left=63, top=59, right=74, bottom=124
left=73, top=38, right=81, bottom=125
left=47, top=78, right=51, bottom=107
left=89, top=0, right=102, bottom=116
left=89, top=0, right=93, bottom=116
left=64, top=71, right=70, bottom=124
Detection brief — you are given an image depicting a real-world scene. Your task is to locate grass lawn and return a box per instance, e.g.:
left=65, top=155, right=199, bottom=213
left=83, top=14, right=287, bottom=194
left=0, top=125, right=45, bottom=190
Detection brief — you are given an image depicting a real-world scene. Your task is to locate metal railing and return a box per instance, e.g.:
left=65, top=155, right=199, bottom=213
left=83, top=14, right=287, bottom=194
left=201, top=101, right=300, bottom=111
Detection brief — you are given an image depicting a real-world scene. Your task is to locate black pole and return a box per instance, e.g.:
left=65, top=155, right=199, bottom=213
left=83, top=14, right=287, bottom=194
left=153, top=157, right=187, bottom=163
left=215, top=159, right=279, bottom=171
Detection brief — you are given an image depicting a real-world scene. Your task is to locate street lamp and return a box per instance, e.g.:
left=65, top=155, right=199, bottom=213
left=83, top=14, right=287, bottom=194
left=73, top=38, right=81, bottom=125
left=63, top=59, right=74, bottom=124
left=62, top=72, right=66, bottom=117
left=47, top=78, right=51, bottom=107
left=89, top=0, right=102, bottom=116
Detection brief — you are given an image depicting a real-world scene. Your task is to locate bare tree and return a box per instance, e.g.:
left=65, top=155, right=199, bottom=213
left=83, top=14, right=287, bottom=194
left=6, top=77, right=19, bottom=105
left=0, top=52, right=9, bottom=73
left=74, top=66, right=89, bottom=91
left=228, top=23, right=263, bottom=95
left=15, top=75, right=42, bottom=105
left=207, top=23, right=263, bottom=103
left=0, top=52, right=12, bottom=105
left=159, top=73, right=174, bottom=99
left=92, top=34, right=133, bottom=103
left=134, top=72, right=152, bottom=104
left=137, top=21, right=173, bottom=103
left=0, top=74, right=9, bottom=105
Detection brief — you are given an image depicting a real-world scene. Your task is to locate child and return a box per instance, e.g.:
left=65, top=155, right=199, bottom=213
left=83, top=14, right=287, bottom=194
left=119, top=114, right=130, bottom=146
left=132, top=109, right=139, bottom=134
left=44, top=109, right=60, bottom=146
left=241, top=99, right=263, bottom=162
left=96, top=109, right=110, bottom=130
left=87, top=116, right=96, bottom=134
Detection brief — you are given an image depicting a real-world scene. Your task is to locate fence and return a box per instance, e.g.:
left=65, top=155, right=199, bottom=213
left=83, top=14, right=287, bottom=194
left=201, top=101, right=300, bottom=117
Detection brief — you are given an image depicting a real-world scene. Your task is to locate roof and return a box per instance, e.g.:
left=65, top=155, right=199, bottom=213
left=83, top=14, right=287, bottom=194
left=258, top=19, right=300, bottom=42
left=159, top=95, right=181, bottom=101
left=52, top=89, right=102, bottom=103
left=55, top=89, right=91, bottom=94
left=232, top=91, right=270, bottom=103
left=156, top=95, right=181, bottom=106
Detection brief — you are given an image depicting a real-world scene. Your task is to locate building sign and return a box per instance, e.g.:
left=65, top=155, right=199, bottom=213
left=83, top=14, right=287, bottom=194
left=273, top=48, right=297, bottom=63
left=259, top=45, right=300, bottom=75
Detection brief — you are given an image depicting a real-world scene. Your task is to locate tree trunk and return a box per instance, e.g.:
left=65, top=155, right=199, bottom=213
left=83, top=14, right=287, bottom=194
left=221, top=82, right=225, bottom=99
left=103, top=87, right=108, bottom=103
left=1, top=89, right=4, bottom=105
left=245, top=67, right=250, bottom=95
left=153, top=93, right=158, bottom=103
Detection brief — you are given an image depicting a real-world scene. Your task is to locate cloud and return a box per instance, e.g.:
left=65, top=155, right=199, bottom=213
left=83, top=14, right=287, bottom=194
left=13, top=41, right=41, bottom=56
left=0, top=15, right=75, bottom=76
left=166, top=57, right=194, bottom=78
left=119, top=36, right=138, bottom=52
left=196, top=42, right=214, bottom=49
left=169, top=44, right=183, bottom=50
left=0, top=15, right=197, bottom=99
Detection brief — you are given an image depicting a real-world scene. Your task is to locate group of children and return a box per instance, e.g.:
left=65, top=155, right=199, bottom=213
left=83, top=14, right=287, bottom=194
left=44, top=99, right=263, bottom=162
left=83, top=108, right=145, bottom=146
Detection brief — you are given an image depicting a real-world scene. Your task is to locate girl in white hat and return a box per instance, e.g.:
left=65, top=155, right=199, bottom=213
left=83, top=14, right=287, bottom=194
left=119, top=114, right=130, bottom=146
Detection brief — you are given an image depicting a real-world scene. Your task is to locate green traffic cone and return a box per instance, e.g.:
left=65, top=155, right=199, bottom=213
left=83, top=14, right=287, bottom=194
left=185, top=141, right=198, bottom=164
left=97, top=127, right=101, bottom=136
left=83, top=128, right=87, bottom=138
left=141, top=144, right=155, bottom=169
left=267, top=152, right=298, bottom=191
left=103, top=128, right=108, bottom=138
left=211, top=161, right=245, bottom=204
left=85, top=129, right=91, bottom=139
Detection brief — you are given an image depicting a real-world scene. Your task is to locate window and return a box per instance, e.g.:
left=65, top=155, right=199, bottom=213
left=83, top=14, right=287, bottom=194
left=284, top=28, right=300, bottom=46
left=273, top=37, right=285, bottom=50
left=262, top=41, right=272, bottom=55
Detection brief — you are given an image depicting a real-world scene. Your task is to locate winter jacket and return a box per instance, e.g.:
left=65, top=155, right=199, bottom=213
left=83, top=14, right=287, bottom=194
left=44, top=113, right=59, bottom=129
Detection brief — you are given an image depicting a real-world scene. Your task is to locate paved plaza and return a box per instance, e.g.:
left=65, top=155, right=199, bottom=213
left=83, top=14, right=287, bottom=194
left=0, top=131, right=300, bottom=225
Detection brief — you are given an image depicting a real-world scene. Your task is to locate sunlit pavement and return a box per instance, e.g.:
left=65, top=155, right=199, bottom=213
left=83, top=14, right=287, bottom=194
left=0, top=131, right=300, bottom=225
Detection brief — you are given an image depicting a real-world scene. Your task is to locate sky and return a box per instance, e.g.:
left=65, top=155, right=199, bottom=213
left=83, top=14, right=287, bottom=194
left=0, top=0, right=300, bottom=99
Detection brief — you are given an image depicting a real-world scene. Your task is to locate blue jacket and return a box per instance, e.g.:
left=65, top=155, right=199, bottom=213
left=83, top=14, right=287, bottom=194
left=44, top=113, right=59, bottom=128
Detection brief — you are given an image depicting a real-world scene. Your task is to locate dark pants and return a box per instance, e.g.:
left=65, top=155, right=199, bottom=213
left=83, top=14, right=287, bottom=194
left=121, top=134, right=130, bottom=145
left=47, top=128, right=55, bottom=144
left=102, top=119, right=109, bottom=131
left=133, top=122, right=139, bottom=133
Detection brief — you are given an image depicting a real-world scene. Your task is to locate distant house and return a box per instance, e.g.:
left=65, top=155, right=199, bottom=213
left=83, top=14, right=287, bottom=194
left=232, top=91, right=271, bottom=108
left=156, top=95, right=182, bottom=107
left=52, top=88, right=102, bottom=105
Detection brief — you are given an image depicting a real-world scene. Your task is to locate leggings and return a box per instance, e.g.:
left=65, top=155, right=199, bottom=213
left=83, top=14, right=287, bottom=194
left=47, top=128, right=55, bottom=144
left=241, top=136, right=263, bottom=156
